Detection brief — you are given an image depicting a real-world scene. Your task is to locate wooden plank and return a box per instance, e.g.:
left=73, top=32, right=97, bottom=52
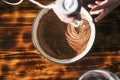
left=0, top=0, right=120, bottom=80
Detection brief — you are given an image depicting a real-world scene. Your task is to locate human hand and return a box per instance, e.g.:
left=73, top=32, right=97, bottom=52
left=53, top=7, right=75, bottom=23
left=88, top=0, right=120, bottom=22
left=52, top=0, right=82, bottom=24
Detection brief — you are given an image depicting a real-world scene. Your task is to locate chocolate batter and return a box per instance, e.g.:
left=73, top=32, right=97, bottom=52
left=37, top=10, right=91, bottom=59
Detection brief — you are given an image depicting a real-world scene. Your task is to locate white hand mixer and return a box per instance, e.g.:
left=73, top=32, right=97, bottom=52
left=2, top=0, right=83, bottom=27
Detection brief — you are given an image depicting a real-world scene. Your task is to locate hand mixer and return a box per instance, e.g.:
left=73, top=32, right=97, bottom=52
left=2, top=0, right=83, bottom=27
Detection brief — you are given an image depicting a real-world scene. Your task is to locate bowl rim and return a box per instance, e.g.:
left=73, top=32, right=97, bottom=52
left=79, top=69, right=120, bottom=80
left=32, top=7, right=96, bottom=64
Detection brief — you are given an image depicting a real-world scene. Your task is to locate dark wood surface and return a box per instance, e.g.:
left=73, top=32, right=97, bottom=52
left=0, top=0, right=120, bottom=80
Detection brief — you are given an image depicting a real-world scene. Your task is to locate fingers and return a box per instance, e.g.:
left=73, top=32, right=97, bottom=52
left=89, top=9, right=103, bottom=15
left=56, top=14, right=75, bottom=23
left=92, top=5, right=104, bottom=11
left=88, top=4, right=97, bottom=8
left=94, top=9, right=105, bottom=22
left=88, top=0, right=108, bottom=22
left=53, top=7, right=74, bottom=23
left=95, top=1, right=103, bottom=5
left=89, top=8, right=104, bottom=22
left=88, top=0, right=107, bottom=11
left=61, top=15, right=74, bottom=23
left=88, top=3, right=103, bottom=15
left=94, top=9, right=109, bottom=22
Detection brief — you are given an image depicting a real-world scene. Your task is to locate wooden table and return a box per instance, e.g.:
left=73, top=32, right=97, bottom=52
left=0, top=0, right=120, bottom=80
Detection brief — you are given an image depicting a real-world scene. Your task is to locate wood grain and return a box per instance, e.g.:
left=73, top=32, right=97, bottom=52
left=0, top=0, right=120, bottom=80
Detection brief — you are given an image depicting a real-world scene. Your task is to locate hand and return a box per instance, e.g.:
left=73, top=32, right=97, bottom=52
left=52, top=0, right=82, bottom=24
left=53, top=7, right=75, bottom=23
left=88, top=0, right=120, bottom=22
